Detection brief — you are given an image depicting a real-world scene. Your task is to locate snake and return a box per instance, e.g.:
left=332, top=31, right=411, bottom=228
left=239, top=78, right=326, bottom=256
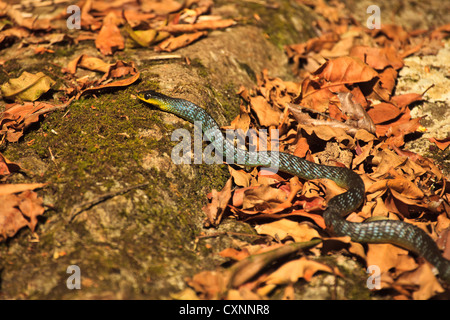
left=137, top=90, right=450, bottom=283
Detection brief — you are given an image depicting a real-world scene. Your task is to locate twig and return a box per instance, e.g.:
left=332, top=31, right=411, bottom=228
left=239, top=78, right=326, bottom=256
left=146, top=54, right=183, bottom=61
left=69, top=182, right=149, bottom=222
left=23, top=97, right=75, bottom=121
left=193, top=231, right=271, bottom=251
left=229, top=239, right=322, bottom=288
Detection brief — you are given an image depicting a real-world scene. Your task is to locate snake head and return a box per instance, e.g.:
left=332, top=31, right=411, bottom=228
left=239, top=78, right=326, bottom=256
left=137, top=90, right=170, bottom=110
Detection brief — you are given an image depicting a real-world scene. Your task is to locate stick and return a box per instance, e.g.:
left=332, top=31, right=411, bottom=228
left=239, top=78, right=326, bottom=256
left=69, top=182, right=149, bottom=222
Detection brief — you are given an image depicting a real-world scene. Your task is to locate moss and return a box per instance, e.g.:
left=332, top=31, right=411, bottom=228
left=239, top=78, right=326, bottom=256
left=189, top=58, right=209, bottom=78
left=236, top=0, right=318, bottom=49
left=54, top=45, right=77, bottom=58
left=237, top=61, right=256, bottom=83
left=5, top=88, right=158, bottom=209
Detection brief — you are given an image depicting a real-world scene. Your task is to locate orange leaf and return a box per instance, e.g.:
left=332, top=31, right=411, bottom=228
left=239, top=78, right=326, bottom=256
left=350, top=46, right=404, bottom=70
left=95, top=12, right=124, bottom=55
left=312, top=56, right=378, bottom=84
left=428, top=137, right=450, bottom=150
left=367, top=103, right=402, bottom=124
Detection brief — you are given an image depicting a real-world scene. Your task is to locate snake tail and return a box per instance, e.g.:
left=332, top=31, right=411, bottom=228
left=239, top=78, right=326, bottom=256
left=137, top=90, right=450, bottom=283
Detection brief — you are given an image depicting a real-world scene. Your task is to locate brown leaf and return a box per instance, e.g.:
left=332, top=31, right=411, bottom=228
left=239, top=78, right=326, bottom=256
left=0, top=152, right=22, bottom=178
left=366, top=243, right=416, bottom=282
left=65, top=54, right=111, bottom=74
left=158, top=19, right=236, bottom=33
left=391, top=93, right=423, bottom=109
left=367, top=102, right=402, bottom=124
left=312, top=56, right=379, bottom=84
left=77, top=72, right=140, bottom=99
left=156, top=31, right=206, bottom=52
left=141, top=0, right=183, bottom=14
left=0, top=189, right=45, bottom=241
left=95, top=12, right=125, bottom=55
left=186, top=270, right=229, bottom=300
left=241, top=184, right=288, bottom=211
left=264, top=257, right=333, bottom=284
left=337, top=92, right=376, bottom=133
left=0, top=102, right=47, bottom=142
left=0, top=183, right=46, bottom=195
left=255, top=219, right=320, bottom=243
left=395, top=263, right=444, bottom=300
left=350, top=46, right=404, bottom=70
left=202, top=178, right=232, bottom=226
left=219, top=247, right=251, bottom=261
left=371, top=24, right=409, bottom=47
left=428, top=137, right=450, bottom=150
left=249, top=96, right=282, bottom=127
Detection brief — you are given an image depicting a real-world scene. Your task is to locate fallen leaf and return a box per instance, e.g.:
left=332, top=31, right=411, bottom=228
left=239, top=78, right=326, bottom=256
left=158, top=19, right=236, bottom=33
left=156, top=31, right=206, bottom=52
left=65, top=54, right=111, bottom=74
left=1, top=71, right=55, bottom=101
left=202, top=178, right=232, bottom=226
left=0, top=183, right=46, bottom=195
left=0, top=101, right=69, bottom=142
left=349, top=46, right=404, bottom=70
left=0, top=189, right=45, bottom=241
left=0, top=153, right=22, bottom=178
left=264, top=257, right=333, bottom=284
left=312, top=56, right=379, bottom=85
left=255, top=219, right=320, bottom=242
left=95, top=12, right=125, bottom=55
left=141, top=0, right=183, bottom=14
left=77, top=72, right=140, bottom=99
left=428, top=137, right=450, bottom=150
left=367, top=102, right=402, bottom=124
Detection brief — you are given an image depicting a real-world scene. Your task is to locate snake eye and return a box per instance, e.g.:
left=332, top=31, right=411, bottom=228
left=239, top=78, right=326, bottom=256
left=144, top=93, right=151, bottom=100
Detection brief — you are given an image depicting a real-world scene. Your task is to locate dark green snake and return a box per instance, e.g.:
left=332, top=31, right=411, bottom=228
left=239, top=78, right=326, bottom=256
left=137, top=90, right=450, bottom=283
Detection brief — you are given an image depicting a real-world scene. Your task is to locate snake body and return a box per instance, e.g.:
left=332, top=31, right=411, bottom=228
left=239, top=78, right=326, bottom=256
left=137, top=90, right=450, bottom=283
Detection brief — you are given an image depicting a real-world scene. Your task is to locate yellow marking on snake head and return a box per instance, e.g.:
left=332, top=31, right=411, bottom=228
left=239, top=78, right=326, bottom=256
left=137, top=90, right=170, bottom=111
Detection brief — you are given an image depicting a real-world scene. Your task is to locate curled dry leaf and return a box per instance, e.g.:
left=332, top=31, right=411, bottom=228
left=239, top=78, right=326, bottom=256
left=428, top=137, right=450, bottom=151
left=0, top=184, right=46, bottom=241
left=77, top=69, right=140, bottom=99
left=349, top=46, right=404, bottom=70
left=95, top=12, right=125, bottom=55
left=263, top=257, right=334, bottom=285
left=155, top=31, right=207, bottom=52
left=1, top=71, right=55, bottom=102
left=311, top=56, right=379, bottom=85
left=255, top=219, right=320, bottom=243
left=65, top=54, right=111, bottom=74
left=0, top=101, right=70, bottom=142
left=0, top=153, right=21, bottom=178
left=337, top=92, right=376, bottom=134
left=202, top=178, right=232, bottom=227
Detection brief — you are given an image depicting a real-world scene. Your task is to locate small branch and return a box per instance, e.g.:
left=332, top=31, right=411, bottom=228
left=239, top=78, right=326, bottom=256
left=69, top=182, right=149, bottom=222
left=194, top=231, right=270, bottom=251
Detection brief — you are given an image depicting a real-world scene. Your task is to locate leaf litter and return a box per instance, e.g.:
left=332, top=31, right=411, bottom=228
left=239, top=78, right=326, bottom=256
left=186, top=5, right=450, bottom=300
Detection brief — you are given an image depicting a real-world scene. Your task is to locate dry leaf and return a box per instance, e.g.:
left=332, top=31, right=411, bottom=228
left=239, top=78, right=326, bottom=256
left=264, top=257, right=333, bottom=284
left=156, top=31, right=206, bottom=52
left=158, top=19, right=236, bottom=33
left=1, top=71, right=55, bottom=101
left=0, top=187, right=45, bottom=241
left=255, top=219, right=320, bottom=243
left=95, top=12, right=124, bottom=55
left=202, top=178, right=232, bottom=226
left=312, top=56, right=379, bottom=84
